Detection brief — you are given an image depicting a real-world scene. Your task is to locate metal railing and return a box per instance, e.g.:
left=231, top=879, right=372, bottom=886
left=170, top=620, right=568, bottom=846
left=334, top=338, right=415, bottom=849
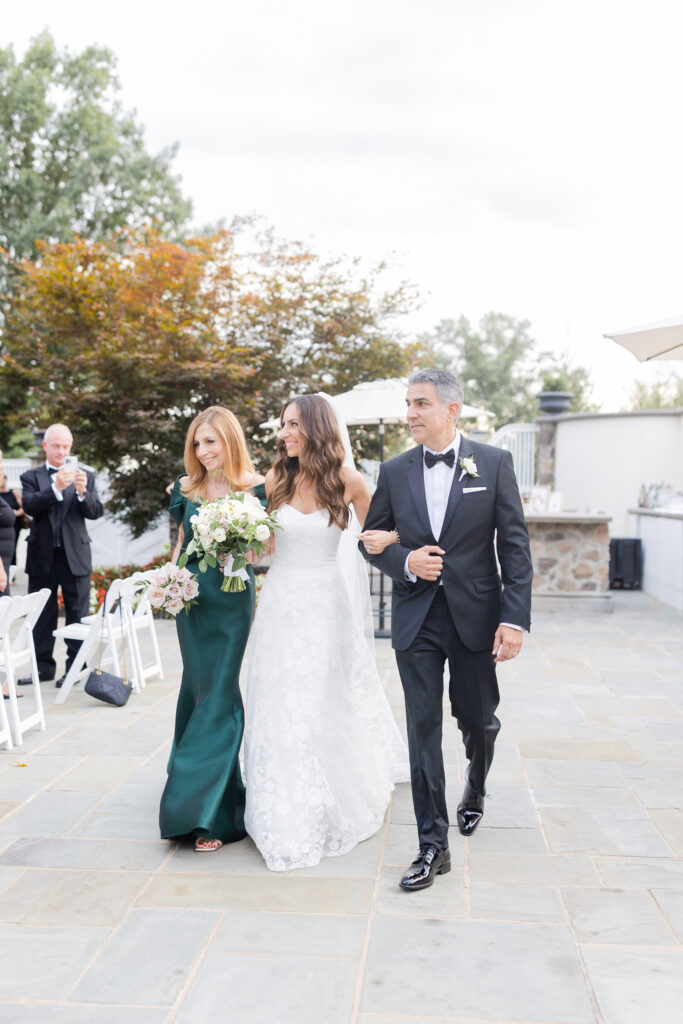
left=487, top=422, right=538, bottom=493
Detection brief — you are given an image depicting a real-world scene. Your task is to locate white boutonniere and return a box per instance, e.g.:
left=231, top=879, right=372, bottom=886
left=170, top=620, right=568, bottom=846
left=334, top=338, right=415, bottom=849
left=458, top=454, right=480, bottom=482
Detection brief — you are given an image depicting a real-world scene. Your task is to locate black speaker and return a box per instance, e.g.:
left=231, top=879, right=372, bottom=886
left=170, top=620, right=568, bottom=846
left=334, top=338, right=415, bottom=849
left=609, top=538, right=643, bottom=589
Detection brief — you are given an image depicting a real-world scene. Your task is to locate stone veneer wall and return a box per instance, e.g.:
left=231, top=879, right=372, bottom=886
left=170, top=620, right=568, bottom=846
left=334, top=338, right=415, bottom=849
left=528, top=519, right=610, bottom=593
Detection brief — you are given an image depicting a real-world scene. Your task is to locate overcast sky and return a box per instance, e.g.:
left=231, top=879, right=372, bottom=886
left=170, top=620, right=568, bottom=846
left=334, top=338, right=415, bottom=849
left=5, top=0, right=683, bottom=409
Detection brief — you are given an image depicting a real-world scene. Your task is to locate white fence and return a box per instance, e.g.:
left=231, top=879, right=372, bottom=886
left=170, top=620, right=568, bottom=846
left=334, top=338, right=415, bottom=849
left=486, top=423, right=538, bottom=493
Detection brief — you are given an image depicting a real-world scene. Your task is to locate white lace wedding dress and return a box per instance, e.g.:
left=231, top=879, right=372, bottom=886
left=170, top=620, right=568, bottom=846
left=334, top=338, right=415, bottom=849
left=242, top=504, right=410, bottom=872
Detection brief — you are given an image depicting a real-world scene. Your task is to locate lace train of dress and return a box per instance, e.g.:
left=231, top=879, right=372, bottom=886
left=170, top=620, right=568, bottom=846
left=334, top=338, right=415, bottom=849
left=243, top=504, right=409, bottom=871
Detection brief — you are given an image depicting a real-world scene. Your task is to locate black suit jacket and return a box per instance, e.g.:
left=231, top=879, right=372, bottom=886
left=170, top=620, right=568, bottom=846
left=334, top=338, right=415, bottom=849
left=361, top=439, right=533, bottom=652
left=21, top=466, right=104, bottom=577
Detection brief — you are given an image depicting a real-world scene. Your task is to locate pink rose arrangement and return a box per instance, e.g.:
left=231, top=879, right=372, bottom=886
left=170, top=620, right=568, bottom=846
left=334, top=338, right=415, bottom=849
left=141, top=562, right=200, bottom=617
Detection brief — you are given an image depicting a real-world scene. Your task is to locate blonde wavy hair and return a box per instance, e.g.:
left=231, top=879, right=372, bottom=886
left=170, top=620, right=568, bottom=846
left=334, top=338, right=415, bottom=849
left=181, top=407, right=254, bottom=501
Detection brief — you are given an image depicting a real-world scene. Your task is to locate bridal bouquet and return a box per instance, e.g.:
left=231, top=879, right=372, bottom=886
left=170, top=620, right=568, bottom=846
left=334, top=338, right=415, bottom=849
left=141, top=563, right=200, bottom=616
left=180, top=491, right=279, bottom=592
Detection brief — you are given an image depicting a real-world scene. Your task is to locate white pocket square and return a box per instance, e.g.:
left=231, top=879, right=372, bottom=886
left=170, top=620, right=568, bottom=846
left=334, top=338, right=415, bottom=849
left=463, top=486, right=487, bottom=493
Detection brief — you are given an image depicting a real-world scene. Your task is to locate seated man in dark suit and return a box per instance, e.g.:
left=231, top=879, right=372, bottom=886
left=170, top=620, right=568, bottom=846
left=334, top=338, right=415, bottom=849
left=20, top=424, right=104, bottom=686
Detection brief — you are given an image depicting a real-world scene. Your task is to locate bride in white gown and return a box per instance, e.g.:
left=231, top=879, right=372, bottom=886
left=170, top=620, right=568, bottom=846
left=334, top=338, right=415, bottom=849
left=243, top=394, right=409, bottom=872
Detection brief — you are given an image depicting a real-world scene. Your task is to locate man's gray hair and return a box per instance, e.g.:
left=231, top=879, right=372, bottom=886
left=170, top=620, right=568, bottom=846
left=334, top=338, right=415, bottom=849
left=408, top=368, right=464, bottom=410
left=44, top=423, right=73, bottom=442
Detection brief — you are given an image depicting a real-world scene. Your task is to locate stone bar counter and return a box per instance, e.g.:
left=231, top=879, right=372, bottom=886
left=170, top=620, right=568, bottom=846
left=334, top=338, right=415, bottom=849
left=524, top=512, right=613, bottom=613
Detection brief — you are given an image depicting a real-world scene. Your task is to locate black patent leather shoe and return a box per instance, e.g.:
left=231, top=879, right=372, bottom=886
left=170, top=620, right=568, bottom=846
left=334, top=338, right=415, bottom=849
left=457, top=782, right=485, bottom=836
left=399, top=846, right=451, bottom=891
left=54, top=675, right=67, bottom=689
left=18, top=674, right=54, bottom=685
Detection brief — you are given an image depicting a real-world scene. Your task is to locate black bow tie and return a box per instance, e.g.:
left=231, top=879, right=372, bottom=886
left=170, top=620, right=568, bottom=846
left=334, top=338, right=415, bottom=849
left=47, top=466, right=57, bottom=474
left=424, top=449, right=455, bottom=469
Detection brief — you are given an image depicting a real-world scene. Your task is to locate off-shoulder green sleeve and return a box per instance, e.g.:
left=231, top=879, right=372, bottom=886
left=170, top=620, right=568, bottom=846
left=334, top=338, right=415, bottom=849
left=169, top=477, right=186, bottom=525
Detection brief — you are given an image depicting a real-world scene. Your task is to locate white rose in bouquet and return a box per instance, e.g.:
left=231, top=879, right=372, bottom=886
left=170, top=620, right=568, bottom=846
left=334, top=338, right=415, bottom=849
left=166, top=597, right=185, bottom=616
left=180, top=491, right=280, bottom=592
left=147, top=586, right=166, bottom=608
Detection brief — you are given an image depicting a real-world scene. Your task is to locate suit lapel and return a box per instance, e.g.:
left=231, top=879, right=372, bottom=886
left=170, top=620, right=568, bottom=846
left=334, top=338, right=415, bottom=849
left=406, top=448, right=436, bottom=542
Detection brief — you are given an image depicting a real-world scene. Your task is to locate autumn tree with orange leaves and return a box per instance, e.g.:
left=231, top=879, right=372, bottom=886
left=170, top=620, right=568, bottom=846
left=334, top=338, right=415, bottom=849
left=1, top=222, right=415, bottom=534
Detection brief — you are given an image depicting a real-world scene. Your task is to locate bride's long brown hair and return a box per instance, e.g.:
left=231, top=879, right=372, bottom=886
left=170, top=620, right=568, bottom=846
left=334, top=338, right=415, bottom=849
left=269, top=395, right=349, bottom=530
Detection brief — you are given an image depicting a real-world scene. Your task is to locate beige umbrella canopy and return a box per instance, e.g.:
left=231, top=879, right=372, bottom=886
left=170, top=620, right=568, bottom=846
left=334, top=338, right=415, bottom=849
left=260, top=378, right=493, bottom=430
left=604, top=315, right=683, bottom=361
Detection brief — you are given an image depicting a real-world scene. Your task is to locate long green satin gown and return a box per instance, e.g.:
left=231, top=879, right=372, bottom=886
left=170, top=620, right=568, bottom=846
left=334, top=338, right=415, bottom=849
left=159, top=478, right=266, bottom=843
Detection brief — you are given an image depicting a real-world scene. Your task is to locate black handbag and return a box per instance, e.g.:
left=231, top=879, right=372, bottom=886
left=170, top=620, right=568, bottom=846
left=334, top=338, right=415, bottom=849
left=84, top=595, right=133, bottom=707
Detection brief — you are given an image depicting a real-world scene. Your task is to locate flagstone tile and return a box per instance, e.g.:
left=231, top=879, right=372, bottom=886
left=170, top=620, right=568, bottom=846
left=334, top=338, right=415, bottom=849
left=651, top=889, right=683, bottom=942
left=211, top=910, right=366, bottom=958
left=0, top=925, right=109, bottom=999
left=48, top=755, right=145, bottom=792
left=628, top=779, right=683, bottom=808
left=0, top=865, right=23, bottom=895
left=620, top=761, right=683, bottom=781
left=465, top=826, right=547, bottom=856
left=0, top=1007, right=169, bottom=1024
left=0, top=778, right=45, bottom=800
left=0, top=835, right=169, bottom=871
left=0, top=754, right=84, bottom=781
left=139, top=872, right=374, bottom=915
left=582, top=946, right=683, bottom=1024
left=594, top=856, right=683, bottom=889
left=517, top=739, right=641, bottom=762
left=175, top=953, right=356, bottom=1024
left=540, top=806, right=673, bottom=857
left=523, top=758, right=624, bottom=786
left=0, top=790, right=100, bottom=836
left=468, top=853, right=599, bottom=887
left=531, top=784, right=640, bottom=808
left=650, top=808, right=683, bottom=856
left=69, top=811, right=164, bottom=840
left=0, top=868, right=148, bottom=926
left=71, top=908, right=218, bottom=1006
left=362, top=918, right=594, bottom=1022
left=562, top=886, right=674, bottom=944
left=469, top=884, right=565, bottom=923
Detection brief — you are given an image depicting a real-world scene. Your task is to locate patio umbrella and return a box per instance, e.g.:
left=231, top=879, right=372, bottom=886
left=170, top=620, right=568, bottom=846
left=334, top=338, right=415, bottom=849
left=260, top=378, right=493, bottom=432
left=604, top=315, right=683, bottom=361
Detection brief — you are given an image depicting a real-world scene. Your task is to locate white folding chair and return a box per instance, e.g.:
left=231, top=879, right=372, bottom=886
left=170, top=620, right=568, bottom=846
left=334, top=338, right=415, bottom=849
left=0, top=589, right=50, bottom=745
left=127, top=573, right=164, bottom=686
left=54, top=578, right=138, bottom=704
left=0, top=598, right=14, bottom=750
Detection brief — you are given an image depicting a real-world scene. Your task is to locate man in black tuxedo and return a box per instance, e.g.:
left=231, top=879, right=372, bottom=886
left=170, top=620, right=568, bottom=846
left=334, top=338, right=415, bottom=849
left=20, top=424, right=104, bottom=686
left=360, top=369, right=532, bottom=890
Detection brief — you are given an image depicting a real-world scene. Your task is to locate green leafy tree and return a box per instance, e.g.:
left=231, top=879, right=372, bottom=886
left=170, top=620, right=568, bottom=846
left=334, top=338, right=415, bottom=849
left=0, top=31, right=192, bottom=446
left=626, top=372, right=683, bottom=410
left=1, top=224, right=415, bottom=534
left=0, top=31, right=191, bottom=266
left=538, top=357, right=597, bottom=413
left=417, top=313, right=597, bottom=427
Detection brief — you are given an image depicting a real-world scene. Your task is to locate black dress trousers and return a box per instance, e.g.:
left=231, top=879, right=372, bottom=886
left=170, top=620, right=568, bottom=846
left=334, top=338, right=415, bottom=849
left=395, top=589, right=501, bottom=850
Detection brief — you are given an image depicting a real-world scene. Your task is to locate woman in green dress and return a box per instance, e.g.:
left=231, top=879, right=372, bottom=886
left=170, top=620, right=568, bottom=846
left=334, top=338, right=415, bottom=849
left=159, top=406, right=265, bottom=852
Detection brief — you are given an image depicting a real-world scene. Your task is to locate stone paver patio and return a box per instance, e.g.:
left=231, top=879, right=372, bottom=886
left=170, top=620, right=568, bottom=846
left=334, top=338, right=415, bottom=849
left=1, top=590, right=682, bottom=1023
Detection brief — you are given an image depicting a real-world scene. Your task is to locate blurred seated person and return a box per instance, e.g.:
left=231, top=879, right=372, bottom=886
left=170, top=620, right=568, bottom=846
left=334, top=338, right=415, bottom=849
left=0, top=449, right=27, bottom=568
